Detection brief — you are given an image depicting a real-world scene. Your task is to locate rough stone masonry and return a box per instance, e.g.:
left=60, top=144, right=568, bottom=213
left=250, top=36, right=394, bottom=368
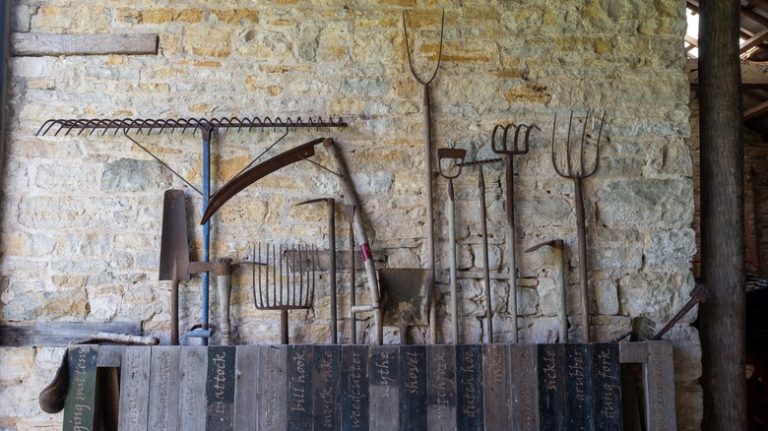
left=0, top=1, right=699, bottom=429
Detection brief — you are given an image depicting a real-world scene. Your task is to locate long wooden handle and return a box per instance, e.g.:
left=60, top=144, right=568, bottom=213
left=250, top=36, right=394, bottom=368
left=574, top=178, right=590, bottom=342
left=323, top=138, right=383, bottom=345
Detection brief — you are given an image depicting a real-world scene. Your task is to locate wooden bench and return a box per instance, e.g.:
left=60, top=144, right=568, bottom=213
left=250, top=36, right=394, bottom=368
left=61, top=342, right=675, bottom=431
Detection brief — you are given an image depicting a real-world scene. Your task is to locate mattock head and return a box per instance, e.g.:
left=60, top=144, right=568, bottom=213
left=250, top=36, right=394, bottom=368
left=491, top=123, right=540, bottom=156
left=551, top=109, right=607, bottom=179
left=437, top=147, right=467, bottom=179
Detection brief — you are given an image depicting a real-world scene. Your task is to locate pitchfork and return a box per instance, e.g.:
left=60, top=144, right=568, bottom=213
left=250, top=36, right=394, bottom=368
left=492, top=122, right=539, bottom=343
left=551, top=110, right=606, bottom=343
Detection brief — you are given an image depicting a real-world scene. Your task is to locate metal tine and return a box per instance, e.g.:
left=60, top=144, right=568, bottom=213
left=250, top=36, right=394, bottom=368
left=279, top=243, right=284, bottom=306
left=551, top=110, right=605, bottom=179
left=311, top=245, right=318, bottom=306
left=298, top=244, right=304, bottom=306
left=256, top=243, right=263, bottom=308
left=273, top=243, right=278, bottom=307
left=291, top=243, right=297, bottom=306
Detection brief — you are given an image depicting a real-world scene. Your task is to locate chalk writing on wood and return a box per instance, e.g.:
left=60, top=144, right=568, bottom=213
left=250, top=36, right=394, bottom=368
left=427, top=345, right=457, bottom=431
left=399, top=346, right=427, bottom=431
left=288, top=345, right=314, bottom=431
left=206, top=346, right=236, bottom=431
left=565, top=344, right=592, bottom=430
left=592, top=343, right=623, bottom=430
left=118, top=347, right=151, bottom=431
left=483, top=344, right=510, bottom=431
left=538, top=344, right=566, bottom=431
left=342, top=345, right=369, bottom=431
left=511, top=345, right=539, bottom=431
left=178, top=347, right=207, bottom=431
left=456, top=345, right=483, bottom=431
left=233, top=346, right=259, bottom=431
left=314, top=346, right=341, bottom=431
left=369, top=345, right=400, bottom=430
left=63, top=346, right=97, bottom=431
left=258, top=345, right=287, bottom=431
left=148, top=347, right=180, bottom=431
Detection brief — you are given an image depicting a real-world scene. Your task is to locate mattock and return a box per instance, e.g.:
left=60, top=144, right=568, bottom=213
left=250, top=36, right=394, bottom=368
left=550, top=110, right=606, bottom=343
left=492, top=122, right=539, bottom=343
left=437, top=148, right=467, bottom=344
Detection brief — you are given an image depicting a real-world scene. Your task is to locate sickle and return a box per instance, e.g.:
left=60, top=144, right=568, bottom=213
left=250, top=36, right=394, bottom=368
left=200, top=138, right=325, bottom=224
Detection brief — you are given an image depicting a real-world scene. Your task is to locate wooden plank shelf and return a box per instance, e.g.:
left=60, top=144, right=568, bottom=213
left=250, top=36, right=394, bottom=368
left=62, top=342, right=676, bottom=431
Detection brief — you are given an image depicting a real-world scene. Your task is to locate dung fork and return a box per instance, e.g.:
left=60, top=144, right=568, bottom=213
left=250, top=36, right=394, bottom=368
left=551, top=110, right=606, bottom=342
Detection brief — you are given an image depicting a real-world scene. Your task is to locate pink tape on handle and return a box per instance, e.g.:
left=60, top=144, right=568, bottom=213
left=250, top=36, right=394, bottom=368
left=360, top=243, right=373, bottom=261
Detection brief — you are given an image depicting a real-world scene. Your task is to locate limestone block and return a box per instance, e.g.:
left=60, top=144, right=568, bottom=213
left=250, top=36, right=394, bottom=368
left=185, top=25, right=232, bottom=57
left=598, top=179, right=694, bottom=228
left=101, top=158, right=172, bottom=192
left=619, top=270, right=695, bottom=322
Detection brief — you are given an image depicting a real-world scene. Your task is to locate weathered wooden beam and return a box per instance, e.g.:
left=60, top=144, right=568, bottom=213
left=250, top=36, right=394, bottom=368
left=0, top=321, right=142, bottom=346
left=744, top=99, right=768, bottom=120
left=699, top=1, right=748, bottom=431
left=12, top=33, right=158, bottom=56
left=689, top=58, right=768, bottom=88
left=741, top=28, right=768, bottom=55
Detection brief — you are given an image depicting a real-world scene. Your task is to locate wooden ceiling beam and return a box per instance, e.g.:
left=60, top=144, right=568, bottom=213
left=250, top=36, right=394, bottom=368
left=741, top=28, right=768, bottom=54
left=689, top=58, right=768, bottom=88
left=744, top=99, right=768, bottom=121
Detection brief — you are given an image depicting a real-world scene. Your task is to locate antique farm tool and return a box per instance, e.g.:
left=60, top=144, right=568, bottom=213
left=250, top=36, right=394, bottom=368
left=344, top=204, right=357, bottom=344
left=653, top=284, right=709, bottom=340
left=323, top=138, right=383, bottom=345
left=492, top=122, right=538, bottom=343
left=250, top=243, right=317, bottom=344
left=403, top=10, right=445, bottom=344
left=296, top=197, right=339, bottom=344
left=438, top=148, right=466, bottom=344
left=158, top=189, right=190, bottom=345
left=38, top=116, right=347, bottom=346
left=201, top=138, right=326, bottom=223
left=526, top=239, right=568, bottom=343
left=378, top=268, right=429, bottom=344
left=551, top=110, right=605, bottom=342
left=187, top=259, right=236, bottom=344
left=458, top=157, right=503, bottom=343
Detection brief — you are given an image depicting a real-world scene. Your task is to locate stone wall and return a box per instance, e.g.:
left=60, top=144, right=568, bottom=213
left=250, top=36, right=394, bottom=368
left=0, top=1, right=700, bottom=429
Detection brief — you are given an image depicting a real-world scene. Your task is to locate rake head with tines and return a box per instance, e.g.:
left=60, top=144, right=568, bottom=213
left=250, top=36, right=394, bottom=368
left=551, top=110, right=606, bottom=179
left=250, top=242, right=317, bottom=344
left=492, top=123, right=540, bottom=157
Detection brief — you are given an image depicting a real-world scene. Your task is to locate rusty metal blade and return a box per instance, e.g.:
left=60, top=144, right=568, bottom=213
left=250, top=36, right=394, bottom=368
left=159, top=189, right=190, bottom=281
left=200, top=138, right=324, bottom=224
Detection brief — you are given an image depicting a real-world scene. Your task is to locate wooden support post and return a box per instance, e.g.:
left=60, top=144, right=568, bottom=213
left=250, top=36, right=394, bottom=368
left=699, top=1, right=748, bottom=430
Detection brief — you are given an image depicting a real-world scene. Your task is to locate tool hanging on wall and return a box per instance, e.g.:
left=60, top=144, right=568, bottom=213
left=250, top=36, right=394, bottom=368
left=37, top=115, right=347, bottom=345
left=296, top=198, right=339, bottom=344
left=344, top=204, right=357, bottom=344
left=526, top=240, right=569, bottom=343
left=551, top=110, right=606, bottom=343
left=492, top=123, right=538, bottom=343
left=158, top=189, right=190, bottom=345
left=403, top=10, right=445, bottom=344
left=617, top=284, right=710, bottom=342
left=323, top=139, right=383, bottom=345
left=438, top=148, right=466, bottom=344
left=458, top=157, right=503, bottom=343
left=249, top=243, right=317, bottom=344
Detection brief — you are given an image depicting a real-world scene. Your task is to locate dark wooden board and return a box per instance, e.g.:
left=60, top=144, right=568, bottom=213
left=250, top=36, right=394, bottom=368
left=565, top=344, right=592, bottom=430
left=538, top=344, right=566, bottom=431
left=12, top=33, right=159, bottom=56
left=233, top=345, right=260, bottom=431
left=456, top=344, right=484, bottom=431
left=369, top=345, right=400, bottom=430
left=0, top=321, right=141, bottom=346
left=644, top=342, right=676, bottom=430
left=510, top=345, right=539, bottom=431
left=483, top=344, right=511, bottom=431
left=592, top=343, right=623, bottom=429
left=258, top=345, right=288, bottom=431
left=62, top=346, right=98, bottom=431
left=399, top=345, right=427, bottom=431
left=206, top=346, right=236, bottom=431
left=341, top=345, right=369, bottom=431
left=148, top=346, right=181, bottom=431
left=314, top=345, right=341, bottom=431
left=178, top=346, right=208, bottom=431
left=287, top=345, right=314, bottom=431
left=118, top=346, right=152, bottom=431
left=427, top=345, right=457, bottom=431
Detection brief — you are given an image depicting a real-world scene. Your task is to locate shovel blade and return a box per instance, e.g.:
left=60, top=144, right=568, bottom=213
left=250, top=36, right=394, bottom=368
left=159, top=189, right=190, bottom=281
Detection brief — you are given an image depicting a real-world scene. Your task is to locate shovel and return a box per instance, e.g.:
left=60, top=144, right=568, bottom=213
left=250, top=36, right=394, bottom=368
left=159, top=189, right=190, bottom=345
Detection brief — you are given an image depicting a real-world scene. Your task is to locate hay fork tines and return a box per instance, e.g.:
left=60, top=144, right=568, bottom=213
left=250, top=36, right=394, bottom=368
left=492, top=123, right=540, bottom=156
left=551, top=110, right=607, bottom=179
